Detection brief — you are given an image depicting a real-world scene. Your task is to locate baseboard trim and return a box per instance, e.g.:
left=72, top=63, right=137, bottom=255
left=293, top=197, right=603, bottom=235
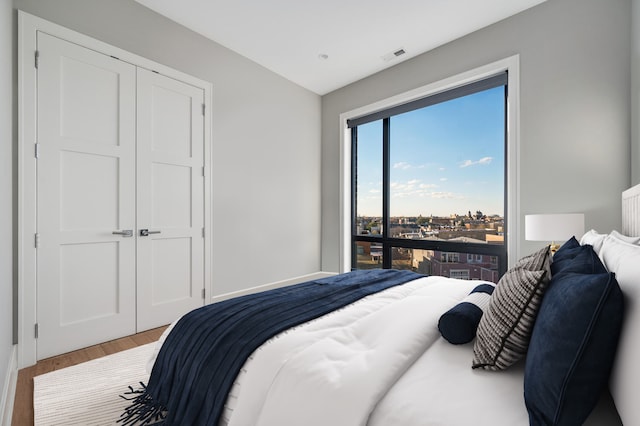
left=0, top=345, right=17, bottom=426
left=209, top=271, right=337, bottom=304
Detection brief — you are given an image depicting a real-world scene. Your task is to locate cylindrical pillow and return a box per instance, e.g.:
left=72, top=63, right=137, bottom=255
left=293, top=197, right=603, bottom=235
left=438, top=283, right=495, bottom=344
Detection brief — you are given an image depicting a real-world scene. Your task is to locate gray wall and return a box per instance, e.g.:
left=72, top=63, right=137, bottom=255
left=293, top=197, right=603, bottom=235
left=13, top=0, right=323, bottom=295
left=1, top=0, right=14, bottom=415
left=321, top=0, right=632, bottom=271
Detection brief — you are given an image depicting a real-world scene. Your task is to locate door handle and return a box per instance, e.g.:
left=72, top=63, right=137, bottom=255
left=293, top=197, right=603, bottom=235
left=112, top=229, right=133, bottom=237
left=140, top=229, right=161, bottom=237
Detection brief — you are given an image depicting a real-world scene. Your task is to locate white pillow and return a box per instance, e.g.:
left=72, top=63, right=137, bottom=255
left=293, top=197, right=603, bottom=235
left=600, top=236, right=640, bottom=426
left=579, top=229, right=640, bottom=256
left=610, top=230, right=640, bottom=245
left=579, top=229, right=607, bottom=253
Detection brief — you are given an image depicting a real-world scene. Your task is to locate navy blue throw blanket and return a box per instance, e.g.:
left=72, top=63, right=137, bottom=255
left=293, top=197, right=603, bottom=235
left=120, top=269, right=421, bottom=426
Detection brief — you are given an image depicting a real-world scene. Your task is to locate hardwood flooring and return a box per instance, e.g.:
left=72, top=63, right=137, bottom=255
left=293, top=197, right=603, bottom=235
left=11, top=326, right=168, bottom=426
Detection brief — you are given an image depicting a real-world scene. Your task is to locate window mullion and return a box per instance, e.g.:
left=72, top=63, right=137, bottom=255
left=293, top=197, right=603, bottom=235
left=501, top=86, right=509, bottom=276
left=382, top=118, right=391, bottom=269
left=351, top=127, right=358, bottom=270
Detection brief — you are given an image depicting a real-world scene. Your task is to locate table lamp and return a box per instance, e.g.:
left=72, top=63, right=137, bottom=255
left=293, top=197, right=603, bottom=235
left=525, top=213, right=585, bottom=253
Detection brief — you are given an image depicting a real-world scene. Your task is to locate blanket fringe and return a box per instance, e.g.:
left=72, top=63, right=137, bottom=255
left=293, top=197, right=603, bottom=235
left=118, top=382, right=167, bottom=425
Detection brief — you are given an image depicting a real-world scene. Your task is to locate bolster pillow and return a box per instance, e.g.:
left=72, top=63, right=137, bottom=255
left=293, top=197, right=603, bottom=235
left=438, top=283, right=495, bottom=344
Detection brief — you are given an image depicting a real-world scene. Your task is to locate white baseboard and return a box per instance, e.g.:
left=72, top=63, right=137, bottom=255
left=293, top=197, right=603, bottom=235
left=0, top=345, right=17, bottom=426
left=209, top=271, right=337, bottom=304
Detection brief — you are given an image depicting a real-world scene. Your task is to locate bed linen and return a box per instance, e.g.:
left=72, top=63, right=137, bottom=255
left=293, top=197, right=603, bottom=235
left=369, top=338, right=528, bottom=426
left=122, top=269, right=421, bottom=425
left=221, top=275, right=529, bottom=426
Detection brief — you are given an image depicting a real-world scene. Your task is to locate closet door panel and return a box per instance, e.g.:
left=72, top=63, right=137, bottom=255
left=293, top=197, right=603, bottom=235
left=136, top=68, right=205, bottom=331
left=36, top=32, right=137, bottom=359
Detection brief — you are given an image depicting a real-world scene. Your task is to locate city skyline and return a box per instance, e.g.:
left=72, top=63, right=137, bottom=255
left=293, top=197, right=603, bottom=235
left=356, top=86, right=505, bottom=217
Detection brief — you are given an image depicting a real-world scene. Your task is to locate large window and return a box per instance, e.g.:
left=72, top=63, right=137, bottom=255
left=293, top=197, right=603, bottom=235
left=350, top=73, right=508, bottom=282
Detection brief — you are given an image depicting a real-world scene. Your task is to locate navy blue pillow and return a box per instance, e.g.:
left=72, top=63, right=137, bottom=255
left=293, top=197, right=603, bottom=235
left=524, top=271, right=624, bottom=426
left=552, top=236, right=580, bottom=261
left=438, top=284, right=495, bottom=344
left=551, top=243, right=606, bottom=276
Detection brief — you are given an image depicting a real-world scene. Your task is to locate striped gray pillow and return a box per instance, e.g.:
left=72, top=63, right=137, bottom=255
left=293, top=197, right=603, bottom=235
left=472, top=246, right=551, bottom=370
left=515, top=245, right=551, bottom=272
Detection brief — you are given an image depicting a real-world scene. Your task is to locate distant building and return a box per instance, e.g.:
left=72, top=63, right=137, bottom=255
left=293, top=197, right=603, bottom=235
left=412, top=248, right=499, bottom=283
left=355, top=214, right=504, bottom=281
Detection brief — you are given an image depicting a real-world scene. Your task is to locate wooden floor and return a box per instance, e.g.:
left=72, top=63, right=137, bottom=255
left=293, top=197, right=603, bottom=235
left=11, top=326, right=168, bottom=426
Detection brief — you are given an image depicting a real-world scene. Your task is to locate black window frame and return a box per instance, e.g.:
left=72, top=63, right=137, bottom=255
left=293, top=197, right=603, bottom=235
left=350, top=73, right=509, bottom=278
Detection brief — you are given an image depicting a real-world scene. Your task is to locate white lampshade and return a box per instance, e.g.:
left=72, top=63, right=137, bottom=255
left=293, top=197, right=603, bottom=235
left=525, top=213, right=585, bottom=242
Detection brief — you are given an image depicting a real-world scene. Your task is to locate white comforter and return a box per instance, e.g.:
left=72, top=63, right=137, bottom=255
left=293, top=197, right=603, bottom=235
left=218, top=276, right=529, bottom=426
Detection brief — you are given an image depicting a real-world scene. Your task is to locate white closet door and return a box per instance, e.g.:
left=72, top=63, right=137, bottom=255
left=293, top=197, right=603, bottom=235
left=36, top=33, right=137, bottom=359
left=136, top=68, right=205, bottom=331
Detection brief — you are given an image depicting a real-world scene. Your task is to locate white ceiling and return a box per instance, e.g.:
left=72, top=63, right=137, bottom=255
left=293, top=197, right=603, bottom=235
left=134, top=0, right=547, bottom=95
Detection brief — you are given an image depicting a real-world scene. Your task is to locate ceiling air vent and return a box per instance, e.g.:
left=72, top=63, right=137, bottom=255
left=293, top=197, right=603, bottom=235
left=382, top=48, right=407, bottom=62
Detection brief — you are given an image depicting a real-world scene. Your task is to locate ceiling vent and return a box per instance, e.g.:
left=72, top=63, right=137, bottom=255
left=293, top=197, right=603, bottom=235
left=382, top=48, right=407, bottom=62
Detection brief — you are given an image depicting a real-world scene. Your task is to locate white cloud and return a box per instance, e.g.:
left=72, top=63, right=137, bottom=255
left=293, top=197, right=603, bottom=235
left=430, top=191, right=464, bottom=200
left=460, top=156, right=493, bottom=168
left=419, top=183, right=438, bottom=189
left=391, top=180, right=444, bottom=200
left=393, top=162, right=411, bottom=170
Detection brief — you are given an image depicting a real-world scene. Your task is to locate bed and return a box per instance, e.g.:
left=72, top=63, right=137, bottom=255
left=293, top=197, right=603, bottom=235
left=121, top=184, right=640, bottom=426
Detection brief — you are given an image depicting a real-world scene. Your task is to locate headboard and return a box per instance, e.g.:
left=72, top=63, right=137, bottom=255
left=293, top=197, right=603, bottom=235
left=608, top=183, right=640, bottom=424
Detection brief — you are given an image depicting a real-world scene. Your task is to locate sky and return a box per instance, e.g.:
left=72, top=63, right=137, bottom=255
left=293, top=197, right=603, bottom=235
left=356, top=86, right=505, bottom=218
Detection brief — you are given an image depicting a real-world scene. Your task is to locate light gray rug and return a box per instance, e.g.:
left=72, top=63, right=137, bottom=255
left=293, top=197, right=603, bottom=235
left=33, top=343, right=155, bottom=426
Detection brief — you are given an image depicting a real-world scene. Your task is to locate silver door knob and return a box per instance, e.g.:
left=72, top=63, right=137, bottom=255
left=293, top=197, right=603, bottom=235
left=139, top=229, right=161, bottom=236
left=112, top=229, right=133, bottom=237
